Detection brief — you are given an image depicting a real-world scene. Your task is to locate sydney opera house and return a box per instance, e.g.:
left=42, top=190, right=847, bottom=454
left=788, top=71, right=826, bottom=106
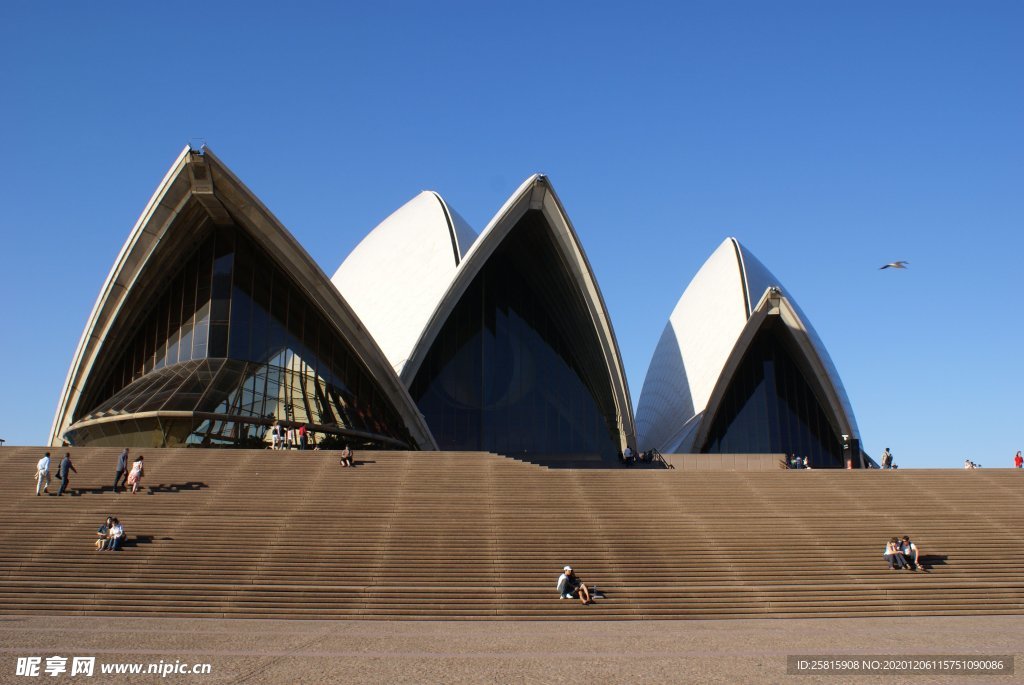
left=50, top=147, right=867, bottom=467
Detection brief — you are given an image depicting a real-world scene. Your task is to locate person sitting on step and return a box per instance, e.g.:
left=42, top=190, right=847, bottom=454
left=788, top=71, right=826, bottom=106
left=339, top=445, right=353, bottom=468
left=106, top=518, right=125, bottom=551
left=557, top=565, right=593, bottom=605
left=884, top=537, right=907, bottom=570
left=95, top=516, right=113, bottom=551
left=900, top=535, right=922, bottom=571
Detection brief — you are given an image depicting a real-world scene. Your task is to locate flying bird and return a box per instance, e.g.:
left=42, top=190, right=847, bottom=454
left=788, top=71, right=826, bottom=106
left=879, top=261, right=909, bottom=270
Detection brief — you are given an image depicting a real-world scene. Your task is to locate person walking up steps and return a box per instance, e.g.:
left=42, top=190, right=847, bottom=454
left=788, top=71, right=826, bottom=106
left=35, top=452, right=51, bottom=496
left=57, top=452, right=78, bottom=496
left=114, top=448, right=130, bottom=492
left=127, top=455, right=145, bottom=494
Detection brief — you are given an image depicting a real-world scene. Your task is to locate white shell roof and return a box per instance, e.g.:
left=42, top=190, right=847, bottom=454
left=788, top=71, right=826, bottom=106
left=51, top=147, right=440, bottom=450
left=331, top=191, right=477, bottom=376
left=636, top=237, right=858, bottom=452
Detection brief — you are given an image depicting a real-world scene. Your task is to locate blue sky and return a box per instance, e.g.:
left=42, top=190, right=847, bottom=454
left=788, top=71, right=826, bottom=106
left=1, top=2, right=1020, bottom=467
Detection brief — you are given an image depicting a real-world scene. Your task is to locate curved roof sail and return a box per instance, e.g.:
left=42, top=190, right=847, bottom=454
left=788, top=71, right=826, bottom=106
left=332, top=191, right=477, bottom=376
left=50, top=147, right=437, bottom=450
left=636, top=237, right=859, bottom=458
left=635, top=239, right=750, bottom=453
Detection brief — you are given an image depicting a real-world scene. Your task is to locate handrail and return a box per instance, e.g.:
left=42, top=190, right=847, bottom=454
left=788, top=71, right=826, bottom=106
left=645, top=448, right=673, bottom=469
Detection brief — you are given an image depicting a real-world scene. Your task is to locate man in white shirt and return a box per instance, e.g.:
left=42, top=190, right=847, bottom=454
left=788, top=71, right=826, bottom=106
left=35, top=452, right=51, bottom=496
left=556, top=565, right=593, bottom=605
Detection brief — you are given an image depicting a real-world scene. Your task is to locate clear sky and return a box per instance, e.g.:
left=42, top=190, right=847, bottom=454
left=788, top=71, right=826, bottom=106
left=1, top=2, right=1020, bottom=468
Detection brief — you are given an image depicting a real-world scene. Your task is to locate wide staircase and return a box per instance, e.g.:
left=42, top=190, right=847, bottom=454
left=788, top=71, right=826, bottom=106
left=1, top=446, right=1022, bottom=620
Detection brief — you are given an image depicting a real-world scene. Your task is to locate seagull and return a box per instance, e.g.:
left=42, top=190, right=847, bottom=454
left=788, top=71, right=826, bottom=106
left=880, top=261, right=909, bottom=270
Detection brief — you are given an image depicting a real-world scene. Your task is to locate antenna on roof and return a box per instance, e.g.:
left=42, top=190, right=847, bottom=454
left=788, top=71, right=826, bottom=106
left=187, top=138, right=207, bottom=153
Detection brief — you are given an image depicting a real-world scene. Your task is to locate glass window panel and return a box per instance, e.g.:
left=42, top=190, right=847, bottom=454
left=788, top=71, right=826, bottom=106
left=182, top=253, right=199, bottom=321
left=153, top=296, right=170, bottom=370
left=75, top=224, right=416, bottom=449
left=290, top=289, right=306, bottom=347
left=209, top=323, right=228, bottom=358
left=229, top=285, right=252, bottom=360
left=179, top=319, right=194, bottom=364
left=701, top=322, right=843, bottom=467
left=141, top=314, right=154, bottom=374
left=210, top=230, right=234, bottom=323
left=165, top=274, right=183, bottom=366
left=270, top=272, right=288, bottom=324
left=193, top=315, right=209, bottom=359
left=409, top=211, right=618, bottom=460
left=249, top=300, right=270, bottom=364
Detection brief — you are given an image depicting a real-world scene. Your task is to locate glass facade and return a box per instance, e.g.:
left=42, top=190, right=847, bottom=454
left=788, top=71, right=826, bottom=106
left=69, top=224, right=414, bottom=449
left=409, top=211, right=621, bottom=459
left=700, top=320, right=844, bottom=467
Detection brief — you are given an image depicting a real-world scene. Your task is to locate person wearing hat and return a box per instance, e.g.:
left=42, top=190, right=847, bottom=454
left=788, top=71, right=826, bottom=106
left=556, top=565, right=592, bottom=605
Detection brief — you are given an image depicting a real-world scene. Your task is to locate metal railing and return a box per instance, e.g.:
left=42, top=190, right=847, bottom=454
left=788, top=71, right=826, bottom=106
left=641, top=448, right=673, bottom=469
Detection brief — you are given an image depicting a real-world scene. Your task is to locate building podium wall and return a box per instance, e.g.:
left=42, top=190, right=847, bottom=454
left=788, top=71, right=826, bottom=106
left=662, top=453, right=787, bottom=471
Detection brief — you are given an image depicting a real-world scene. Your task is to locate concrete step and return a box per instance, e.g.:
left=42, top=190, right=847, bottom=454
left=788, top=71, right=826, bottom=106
left=3, top=445, right=1023, bottom=620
